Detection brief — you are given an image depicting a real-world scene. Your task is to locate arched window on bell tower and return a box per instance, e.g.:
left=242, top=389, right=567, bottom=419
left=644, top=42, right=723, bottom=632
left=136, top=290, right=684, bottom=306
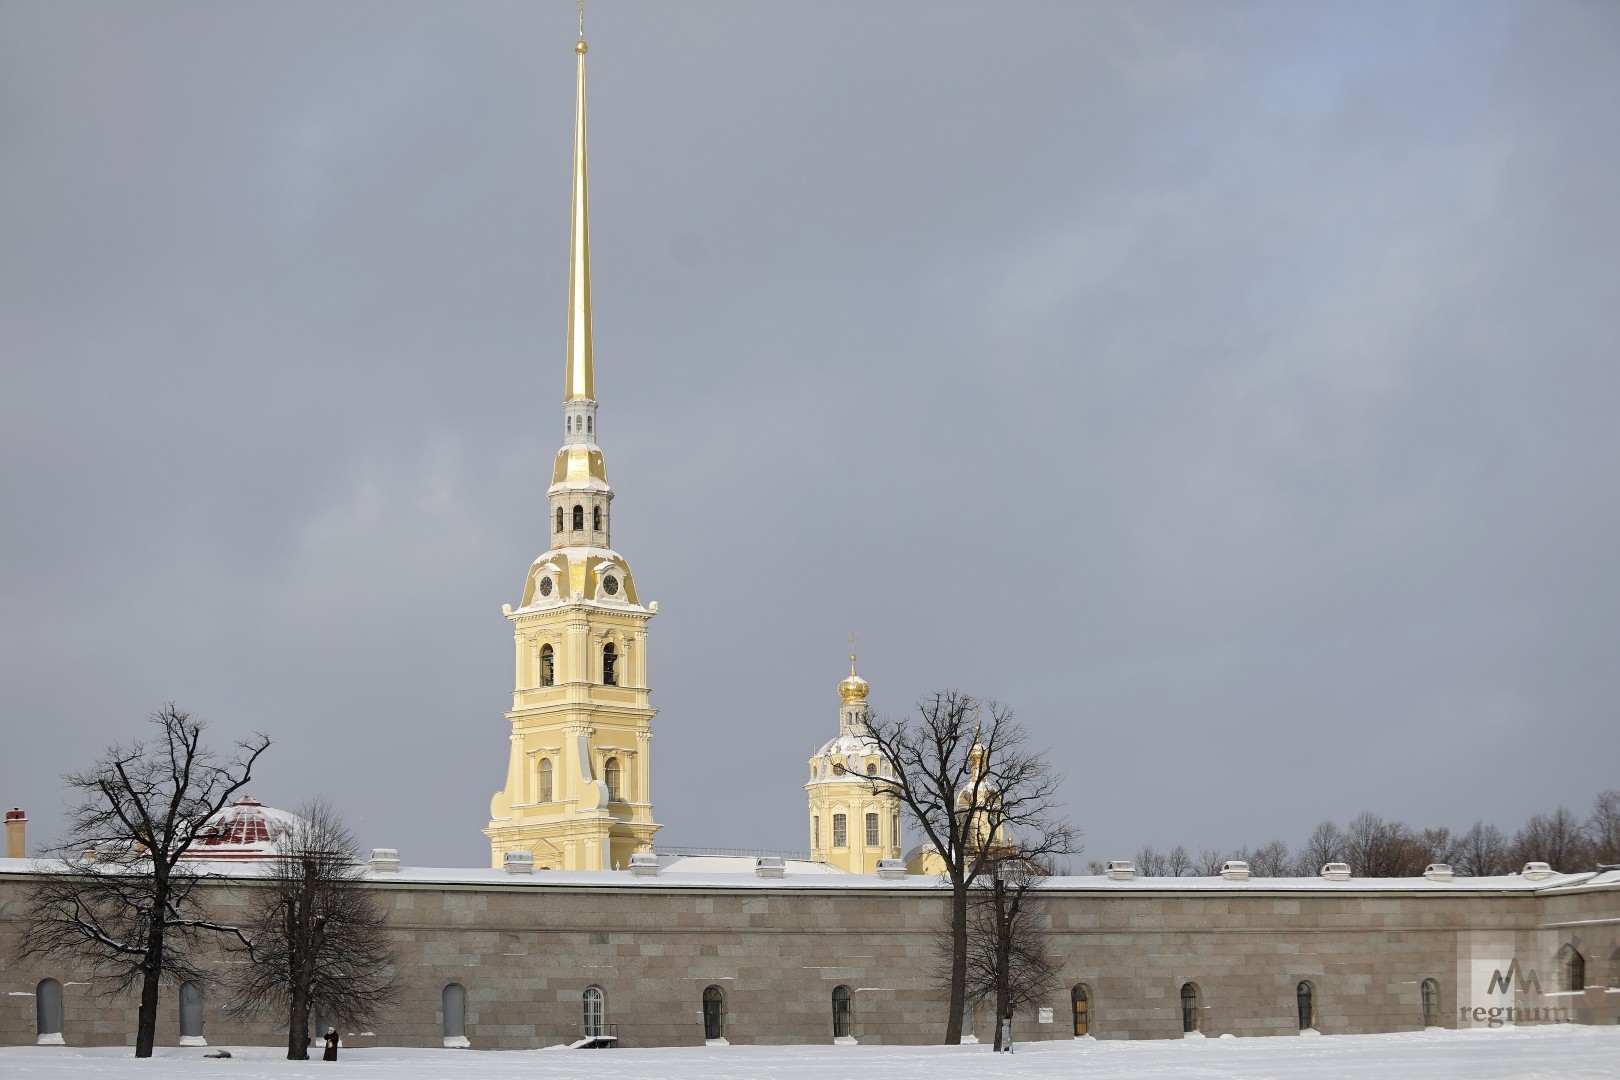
left=555, top=507, right=563, bottom=533
left=602, top=642, right=618, bottom=686
left=573, top=504, right=585, bottom=531
left=604, top=757, right=621, bottom=802
left=539, top=644, right=555, bottom=687
left=593, top=505, right=602, bottom=532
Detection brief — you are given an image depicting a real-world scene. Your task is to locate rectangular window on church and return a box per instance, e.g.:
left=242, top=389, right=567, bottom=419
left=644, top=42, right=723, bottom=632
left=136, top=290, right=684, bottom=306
left=865, top=812, right=879, bottom=847
left=833, top=813, right=847, bottom=848
left=814, top=816, right=820, bottom=849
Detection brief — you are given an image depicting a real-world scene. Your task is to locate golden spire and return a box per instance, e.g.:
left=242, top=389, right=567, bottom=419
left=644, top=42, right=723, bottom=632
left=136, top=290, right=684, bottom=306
left=564, top=3, right=594, bottom=402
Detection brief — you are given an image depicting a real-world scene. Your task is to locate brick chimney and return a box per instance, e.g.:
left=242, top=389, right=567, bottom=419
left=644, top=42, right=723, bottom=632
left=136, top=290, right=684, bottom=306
left=5, top=808, right=25, bottom=859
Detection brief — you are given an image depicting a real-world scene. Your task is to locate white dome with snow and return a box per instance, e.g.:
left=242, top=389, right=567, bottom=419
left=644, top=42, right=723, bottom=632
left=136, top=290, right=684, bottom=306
left=189, top=796, right=303, bottom=861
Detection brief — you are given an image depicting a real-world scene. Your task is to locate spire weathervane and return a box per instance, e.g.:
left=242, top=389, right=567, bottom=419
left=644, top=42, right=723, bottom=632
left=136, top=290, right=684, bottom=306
left=565, top=0, right=594, bottom=402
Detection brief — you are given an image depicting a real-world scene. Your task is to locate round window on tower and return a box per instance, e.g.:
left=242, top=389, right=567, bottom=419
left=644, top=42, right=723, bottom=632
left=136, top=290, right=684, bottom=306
left=539, top=577, right=553, bottom=598
left=602, top=575, right=619, bottom=597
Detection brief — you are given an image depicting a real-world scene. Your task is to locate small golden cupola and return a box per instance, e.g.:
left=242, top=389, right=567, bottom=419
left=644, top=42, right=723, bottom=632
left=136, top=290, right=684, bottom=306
left=838, top=654, right=870, bottom=726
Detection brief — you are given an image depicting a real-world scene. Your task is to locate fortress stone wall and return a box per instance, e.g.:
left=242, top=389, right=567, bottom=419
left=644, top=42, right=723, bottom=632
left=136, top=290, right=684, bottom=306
left=3, top=863, right=1616, bottom=1049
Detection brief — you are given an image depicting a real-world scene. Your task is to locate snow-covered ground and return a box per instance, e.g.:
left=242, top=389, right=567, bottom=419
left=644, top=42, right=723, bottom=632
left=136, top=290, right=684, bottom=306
left=3, top=1026, right=1617, bottom=1080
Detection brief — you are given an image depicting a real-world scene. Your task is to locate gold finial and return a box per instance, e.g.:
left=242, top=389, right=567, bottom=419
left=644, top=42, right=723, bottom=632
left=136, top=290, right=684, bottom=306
left=565, top=0, right=594, bottom=399
left=839, top=635, right=869, bottom=703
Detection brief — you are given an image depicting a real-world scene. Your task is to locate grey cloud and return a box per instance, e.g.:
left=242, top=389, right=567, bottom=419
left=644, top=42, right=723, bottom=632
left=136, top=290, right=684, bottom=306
left=2, top=1, right=1617, bottom=867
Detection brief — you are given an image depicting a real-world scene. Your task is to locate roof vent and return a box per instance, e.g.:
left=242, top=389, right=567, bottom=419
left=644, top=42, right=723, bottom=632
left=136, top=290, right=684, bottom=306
left=629, top=853, right=659, bottom=877
left=1106, top=860, right=1136, bottom=881
left=1521, top=861, right=1554, bottom=881
left=1220, top=860, right=1250, bottom=881
left=1321, top=862, right=1351, bottom=881
left=875, top=859, right=907, bottom=880
left=503, top=850, right=533, bottom=875
left=1424, top=863, right=1453, bottom=882
left=368, top=848, right=400, bottom=874
left=754, top=856, right=785, bottom=879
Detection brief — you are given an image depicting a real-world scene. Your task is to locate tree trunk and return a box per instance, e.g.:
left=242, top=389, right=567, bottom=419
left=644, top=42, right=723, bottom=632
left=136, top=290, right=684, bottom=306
left=288, top=983, right=310, bottom=1060
left=992, top=875, right=1010, bottom=1051
left=134, top=876, right=170, bottom=1058
left=287, top=861, right=323, bottom=1060
left=134, top=946, right=161, bottom=1058
left=944, top=880, right=968, bottom=1044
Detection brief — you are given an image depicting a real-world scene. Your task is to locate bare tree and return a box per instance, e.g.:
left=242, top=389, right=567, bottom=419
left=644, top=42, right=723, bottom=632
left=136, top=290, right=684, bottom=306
left=1588, top=791, right=1620, bottom=866
left=1293, top=821, right=1346, bottom=876
left=227, top=798, right=397, bottom=1059
left=963, top=856, right=1061, bottom=1051
left=1511, top=807, right=1589, bottom=872
left=1167, top=845, right=1192, bottom=878
left=1342, top=812, right=1420, bottom=877
left=1193, top=848, right=1227, bottom=876
left=1134, top=845, right=1168, bottom=877
left=1413, top=826, right=1460, bottom=869
left=1246, top=839, right=1292, bottom=877
left=1454, top=821, right=1512, bottom=877
left=865, top=691, right=1077, bottom=1044
left=18, top=706, right=269, bottom=1057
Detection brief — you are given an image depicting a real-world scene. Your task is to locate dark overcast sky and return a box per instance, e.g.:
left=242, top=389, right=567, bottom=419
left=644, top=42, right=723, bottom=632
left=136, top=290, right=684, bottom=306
left=3, top=1, right=1617, bottom=869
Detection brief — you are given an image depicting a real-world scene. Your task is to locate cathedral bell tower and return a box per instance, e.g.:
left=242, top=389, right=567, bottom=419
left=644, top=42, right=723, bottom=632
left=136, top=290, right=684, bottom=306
left=485, top=22, right=660, bottom=871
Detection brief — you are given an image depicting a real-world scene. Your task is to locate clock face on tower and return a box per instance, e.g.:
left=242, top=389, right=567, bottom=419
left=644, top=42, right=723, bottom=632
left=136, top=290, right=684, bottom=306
left=602, top=575, right=619, bottom=596
left=539, top=576, right=553, bottom=598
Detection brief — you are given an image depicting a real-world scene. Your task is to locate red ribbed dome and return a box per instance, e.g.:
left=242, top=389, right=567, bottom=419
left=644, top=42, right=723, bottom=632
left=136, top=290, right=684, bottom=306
left=190, top=796, right=301, bottom=861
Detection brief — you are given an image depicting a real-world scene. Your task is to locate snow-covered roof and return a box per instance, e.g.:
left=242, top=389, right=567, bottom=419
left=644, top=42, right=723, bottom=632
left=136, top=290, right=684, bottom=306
left=2, top=856, right=1612, bottom=895
left=653, top=854, right=845, bottom=875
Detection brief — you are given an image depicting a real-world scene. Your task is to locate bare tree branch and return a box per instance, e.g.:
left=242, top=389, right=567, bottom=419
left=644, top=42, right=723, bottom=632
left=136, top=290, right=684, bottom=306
left=863, top=691, right=1077, bottom=1044
left=17, top=705, right=270, bottom=1057
left=224, top=798, right=397, bottom=1060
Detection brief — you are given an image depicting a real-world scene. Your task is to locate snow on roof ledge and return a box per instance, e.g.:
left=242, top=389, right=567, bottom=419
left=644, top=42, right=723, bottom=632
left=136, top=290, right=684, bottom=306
left=0, top=858, right=1609, bottom=894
